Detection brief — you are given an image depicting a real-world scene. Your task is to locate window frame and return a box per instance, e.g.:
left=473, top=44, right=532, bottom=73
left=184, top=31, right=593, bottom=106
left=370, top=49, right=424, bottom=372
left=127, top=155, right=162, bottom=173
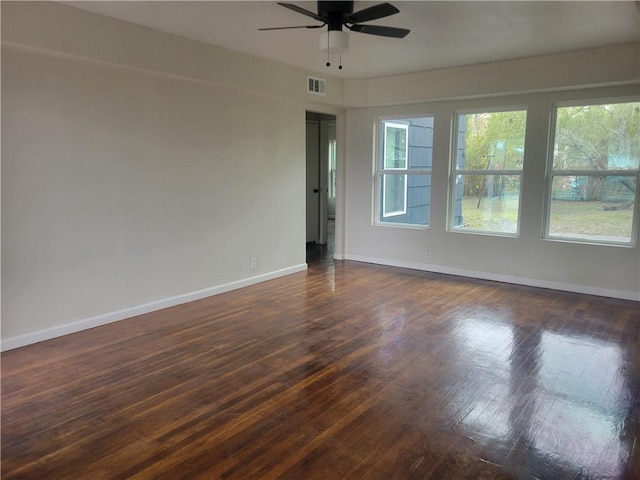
left=448, top=106, right=527, bottom=237
left=374, top=116, right=433, bottom=228
left=543, top=98, right=640, bottom=247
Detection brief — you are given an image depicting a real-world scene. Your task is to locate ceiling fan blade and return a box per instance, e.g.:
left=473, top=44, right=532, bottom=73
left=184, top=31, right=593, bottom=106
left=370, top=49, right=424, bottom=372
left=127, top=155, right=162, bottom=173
left=277, top=2, right=326, bottom=22
left=348, top=24, right=410, bottom=38
left=259, top=25, right=324, bottom=31
left=343, top=3, right=399, bottom=24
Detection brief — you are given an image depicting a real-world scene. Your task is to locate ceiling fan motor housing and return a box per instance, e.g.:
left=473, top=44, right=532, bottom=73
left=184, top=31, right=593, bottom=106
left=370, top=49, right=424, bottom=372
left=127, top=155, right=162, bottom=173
left=319, top=1, right=354, bottom=30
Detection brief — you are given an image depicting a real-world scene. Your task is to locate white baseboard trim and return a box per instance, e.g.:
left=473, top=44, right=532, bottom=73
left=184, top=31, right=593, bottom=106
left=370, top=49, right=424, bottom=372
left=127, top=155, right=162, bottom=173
left=1, top=264, right=308, bottom=352
left=343, top=254, right=640, bottom=302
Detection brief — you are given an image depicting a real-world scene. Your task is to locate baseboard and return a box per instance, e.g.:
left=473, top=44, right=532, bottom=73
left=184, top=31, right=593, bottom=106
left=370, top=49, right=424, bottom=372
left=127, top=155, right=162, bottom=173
left=1, top=264, right=308, bottom=352
left=343, top=254, right=640, bottom=302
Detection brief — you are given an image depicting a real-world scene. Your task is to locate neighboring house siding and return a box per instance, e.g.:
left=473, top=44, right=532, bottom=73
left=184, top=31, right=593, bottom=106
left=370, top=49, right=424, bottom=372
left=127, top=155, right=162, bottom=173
left=385, top=117, right=434, bottom=225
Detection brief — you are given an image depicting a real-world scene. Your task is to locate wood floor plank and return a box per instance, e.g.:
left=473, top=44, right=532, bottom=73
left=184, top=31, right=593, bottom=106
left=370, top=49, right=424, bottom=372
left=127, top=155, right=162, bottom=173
left=2, top=257, right=639, bottom=479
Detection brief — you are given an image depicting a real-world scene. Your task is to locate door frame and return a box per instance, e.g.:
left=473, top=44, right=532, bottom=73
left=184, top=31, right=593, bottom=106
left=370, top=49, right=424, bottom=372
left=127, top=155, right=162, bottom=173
left=306, top=119, right=321, bottom=243
left=305, top=108, right=344, bottom=257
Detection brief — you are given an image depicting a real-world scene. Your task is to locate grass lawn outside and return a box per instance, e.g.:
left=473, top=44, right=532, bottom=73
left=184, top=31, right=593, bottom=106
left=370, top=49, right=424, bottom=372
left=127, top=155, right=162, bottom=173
left=548, top=199, right=635, bottom=241
left=456, top=195, right=635, bottom=241
left=458, top=194, right=520, bottom=234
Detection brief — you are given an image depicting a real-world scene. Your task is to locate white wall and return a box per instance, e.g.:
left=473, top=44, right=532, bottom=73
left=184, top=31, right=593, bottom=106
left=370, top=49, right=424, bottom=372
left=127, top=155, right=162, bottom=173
left=1, top=2, right=345, bottom=107
left=342, top=86, right=640, bottom=300
left=343, top=43, right=639, bottom=107
left=1, top=2, right=340, bottom=349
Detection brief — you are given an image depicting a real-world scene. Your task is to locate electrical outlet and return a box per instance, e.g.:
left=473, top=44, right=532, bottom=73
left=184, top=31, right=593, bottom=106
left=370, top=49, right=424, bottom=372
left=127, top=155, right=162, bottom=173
left=425, top=249, right=431, bottom=259
left=250, top=257, right=257, bottom=270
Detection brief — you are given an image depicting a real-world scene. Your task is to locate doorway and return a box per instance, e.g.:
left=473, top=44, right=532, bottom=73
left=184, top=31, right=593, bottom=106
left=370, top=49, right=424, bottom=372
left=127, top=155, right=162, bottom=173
left=306, top=111, right=336, bottom=261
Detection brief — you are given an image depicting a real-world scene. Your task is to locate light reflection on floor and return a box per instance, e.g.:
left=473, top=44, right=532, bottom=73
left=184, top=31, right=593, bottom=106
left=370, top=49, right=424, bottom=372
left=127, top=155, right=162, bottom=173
left=451, top=316, right=630, bottom=478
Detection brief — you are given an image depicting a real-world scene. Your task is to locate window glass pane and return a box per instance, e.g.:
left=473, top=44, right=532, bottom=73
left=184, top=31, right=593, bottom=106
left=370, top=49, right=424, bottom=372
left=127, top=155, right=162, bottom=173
left=384, top=123, right=408, bottom=169
left=452, top=174, right=521, bottom=234
left=456, top=111, right=526, bottom=171
left=383, top=174, right=407, bottom=217
left=381, top=174, right=430, bottom=225
left=548, top=175, right=636, bottom=243
left=553, top=102, right=640, bottom=171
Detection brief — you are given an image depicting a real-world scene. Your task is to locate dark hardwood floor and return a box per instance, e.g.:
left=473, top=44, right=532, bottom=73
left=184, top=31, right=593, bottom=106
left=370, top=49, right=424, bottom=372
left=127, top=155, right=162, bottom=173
left=2, top=245, right=639, bottom=479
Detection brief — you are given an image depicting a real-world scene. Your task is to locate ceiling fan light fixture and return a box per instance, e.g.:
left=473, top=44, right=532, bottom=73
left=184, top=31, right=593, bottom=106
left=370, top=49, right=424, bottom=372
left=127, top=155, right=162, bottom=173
left=320, top=30, right=349, bottom=53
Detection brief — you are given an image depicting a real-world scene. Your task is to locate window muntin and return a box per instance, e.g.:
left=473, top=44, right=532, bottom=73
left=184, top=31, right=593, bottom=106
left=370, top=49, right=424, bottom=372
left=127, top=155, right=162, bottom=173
left=451, top=109, right=527, bottom=236
left=546, top=101, right=639, bottom=245
left=376, top=117, right=433, bottom=226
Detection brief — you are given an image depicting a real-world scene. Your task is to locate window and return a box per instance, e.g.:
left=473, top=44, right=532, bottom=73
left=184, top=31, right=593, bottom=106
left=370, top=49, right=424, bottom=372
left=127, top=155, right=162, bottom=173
left=545, top=100, right=639, bottom=245
left=376, top=117, right=433, bottom=226
left=450, top=109, right=527, bottom=235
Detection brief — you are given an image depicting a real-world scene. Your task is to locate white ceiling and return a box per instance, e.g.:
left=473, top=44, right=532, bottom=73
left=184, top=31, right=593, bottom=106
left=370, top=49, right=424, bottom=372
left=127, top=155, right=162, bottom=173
left=61, top=1, right=640, bottom=79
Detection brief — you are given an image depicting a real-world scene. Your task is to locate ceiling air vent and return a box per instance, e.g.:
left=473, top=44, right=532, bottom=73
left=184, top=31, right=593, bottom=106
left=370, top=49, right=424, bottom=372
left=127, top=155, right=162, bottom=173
left=307, top=76, right=326, bottom=96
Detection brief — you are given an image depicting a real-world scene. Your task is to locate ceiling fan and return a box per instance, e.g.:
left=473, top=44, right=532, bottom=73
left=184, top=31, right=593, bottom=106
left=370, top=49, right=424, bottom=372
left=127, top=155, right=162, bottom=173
left=259, top=1, right=410, bottom=39
left=259, top=1, right=409, bottom=69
